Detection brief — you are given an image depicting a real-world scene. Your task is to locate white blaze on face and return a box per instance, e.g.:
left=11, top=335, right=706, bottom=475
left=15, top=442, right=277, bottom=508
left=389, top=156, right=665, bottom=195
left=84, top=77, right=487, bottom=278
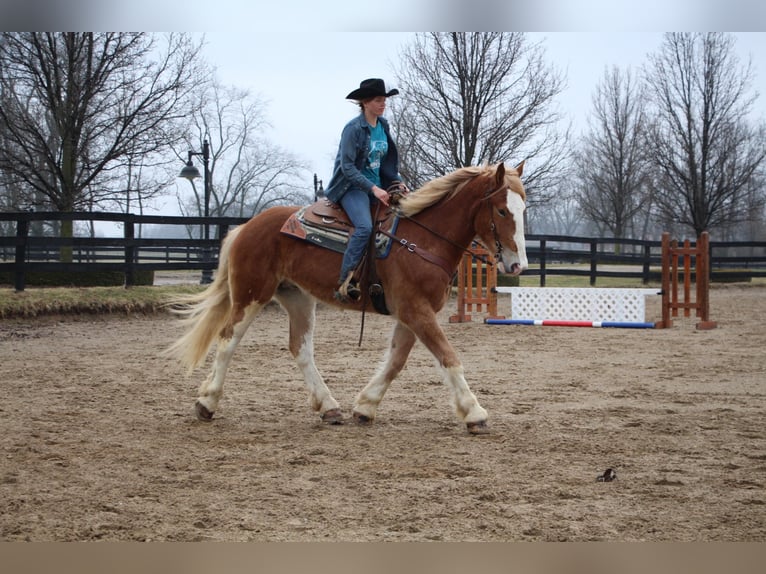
left=502, top=190, right=528, bottom=275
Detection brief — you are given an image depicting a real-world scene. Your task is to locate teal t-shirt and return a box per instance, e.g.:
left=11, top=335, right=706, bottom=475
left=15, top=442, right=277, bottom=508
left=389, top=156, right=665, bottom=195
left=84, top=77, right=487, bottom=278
left=361, top=121, right=388, bottom=187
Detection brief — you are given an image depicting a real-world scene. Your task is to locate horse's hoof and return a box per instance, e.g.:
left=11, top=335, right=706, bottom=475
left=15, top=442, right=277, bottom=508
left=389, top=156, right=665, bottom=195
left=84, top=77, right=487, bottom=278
left=466, top=420, right=490, bottom=435
left=353, top=412, right=373, bottom=425
left=321, top=408, right=344, bottom=425
left=194, top=401, right=214, bottom=422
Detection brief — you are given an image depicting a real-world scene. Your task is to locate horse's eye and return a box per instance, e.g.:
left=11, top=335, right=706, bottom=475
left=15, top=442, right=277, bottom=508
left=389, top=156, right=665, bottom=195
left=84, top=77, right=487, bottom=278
left=497, top=208, right=507, bottom=217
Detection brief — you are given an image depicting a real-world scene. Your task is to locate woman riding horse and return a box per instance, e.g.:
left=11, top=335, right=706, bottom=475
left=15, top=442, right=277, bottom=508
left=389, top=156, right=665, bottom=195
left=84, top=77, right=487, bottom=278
left=166, top=161, right=527, bottom=435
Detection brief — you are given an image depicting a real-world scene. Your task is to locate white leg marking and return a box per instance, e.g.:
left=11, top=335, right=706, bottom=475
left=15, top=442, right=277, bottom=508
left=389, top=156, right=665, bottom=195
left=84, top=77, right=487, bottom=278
left=197, top=304, right=260, bottom=414
left=353, top=357, right=394, bottom=420
left=439, top=364, right=488, bottom=424
left=354, top=323, right=416, bottom=420
left=295, top=331, right=340, bottom=414
left=276, top=288, right=340, bottom=417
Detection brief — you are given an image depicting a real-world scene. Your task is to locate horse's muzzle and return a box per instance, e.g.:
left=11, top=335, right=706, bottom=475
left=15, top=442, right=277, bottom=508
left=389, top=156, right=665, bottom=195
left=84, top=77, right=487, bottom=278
left=498, top=259, right=525, bottom=276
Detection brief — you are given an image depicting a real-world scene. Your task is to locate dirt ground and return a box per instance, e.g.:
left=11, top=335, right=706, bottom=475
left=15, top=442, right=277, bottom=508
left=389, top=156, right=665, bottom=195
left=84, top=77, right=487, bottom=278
left=1, top=285, right=765, bottom=542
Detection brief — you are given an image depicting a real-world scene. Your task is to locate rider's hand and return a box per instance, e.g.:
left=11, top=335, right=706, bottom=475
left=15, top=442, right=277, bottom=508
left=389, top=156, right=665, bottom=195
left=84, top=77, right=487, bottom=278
left=393, top=181, right=410, bottom=194
left=372, top=186, right=390, bottom=206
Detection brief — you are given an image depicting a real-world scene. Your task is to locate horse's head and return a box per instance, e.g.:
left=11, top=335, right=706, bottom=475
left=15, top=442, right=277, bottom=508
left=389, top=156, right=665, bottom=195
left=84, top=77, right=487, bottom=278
left=475, top=162, right=528, bottom=276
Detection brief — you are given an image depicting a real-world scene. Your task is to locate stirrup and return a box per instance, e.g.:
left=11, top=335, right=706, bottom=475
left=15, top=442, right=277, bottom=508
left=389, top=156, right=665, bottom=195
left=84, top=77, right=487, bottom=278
left=336, top=272, right=362, bottom=302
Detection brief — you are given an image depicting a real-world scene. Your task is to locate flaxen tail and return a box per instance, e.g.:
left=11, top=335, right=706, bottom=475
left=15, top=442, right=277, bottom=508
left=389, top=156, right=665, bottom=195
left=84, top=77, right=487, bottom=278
left=163, top=225, right=243, bottom=373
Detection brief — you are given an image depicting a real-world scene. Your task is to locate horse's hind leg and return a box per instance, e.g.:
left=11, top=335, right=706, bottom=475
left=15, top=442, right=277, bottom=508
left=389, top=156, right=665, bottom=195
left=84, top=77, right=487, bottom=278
left=195, top=303, right=262, bottom=420
left=274, top=286, right=342, bottom=423
left=353, top=321, right=417, bottom=424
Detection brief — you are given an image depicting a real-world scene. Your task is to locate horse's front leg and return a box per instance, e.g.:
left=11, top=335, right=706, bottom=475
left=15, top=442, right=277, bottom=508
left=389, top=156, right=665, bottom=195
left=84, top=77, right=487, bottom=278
left=405, top=310, right=489, bottom=434
left=353, top=321, right=417, bottom=424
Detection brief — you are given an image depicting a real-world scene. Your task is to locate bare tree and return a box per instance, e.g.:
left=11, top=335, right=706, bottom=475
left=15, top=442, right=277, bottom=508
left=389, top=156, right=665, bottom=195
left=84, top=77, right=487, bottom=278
left=175, top=80, right=311, bottom=234
left=643, top=32, right=766, bottom=237
left=391, top=32, right=569, bottom=207
left=527, top=187, right=584, bottom=236
left=0, top=32, right=204, bottom=241
left=576, top=66, right=653, bottom=240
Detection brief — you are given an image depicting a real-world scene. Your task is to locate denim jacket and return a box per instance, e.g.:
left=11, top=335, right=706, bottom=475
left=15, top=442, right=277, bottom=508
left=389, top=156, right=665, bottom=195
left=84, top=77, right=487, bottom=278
left=324, top=114, right=401, bottom=203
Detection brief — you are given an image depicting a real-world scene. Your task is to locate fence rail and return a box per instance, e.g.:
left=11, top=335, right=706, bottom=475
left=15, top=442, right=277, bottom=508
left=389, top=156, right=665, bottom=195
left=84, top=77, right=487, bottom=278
left=0, top=211, right=249, bottom=290
left=1, top=211, right=765, bottom=291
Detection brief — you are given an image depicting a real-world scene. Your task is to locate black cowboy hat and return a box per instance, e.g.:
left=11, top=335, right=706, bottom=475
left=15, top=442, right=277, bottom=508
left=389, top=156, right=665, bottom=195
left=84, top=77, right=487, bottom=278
left=346, top=78, right=399, bottom=100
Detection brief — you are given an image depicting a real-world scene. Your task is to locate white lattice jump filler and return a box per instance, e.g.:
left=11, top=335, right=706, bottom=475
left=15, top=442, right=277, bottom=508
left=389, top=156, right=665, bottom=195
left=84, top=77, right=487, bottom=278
left=489, top=287, right=660, bottom=328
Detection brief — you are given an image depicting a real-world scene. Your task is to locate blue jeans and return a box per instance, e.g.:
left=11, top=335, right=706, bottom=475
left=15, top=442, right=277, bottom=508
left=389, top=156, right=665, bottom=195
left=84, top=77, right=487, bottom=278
left=338, top=188, right=375, bottom=282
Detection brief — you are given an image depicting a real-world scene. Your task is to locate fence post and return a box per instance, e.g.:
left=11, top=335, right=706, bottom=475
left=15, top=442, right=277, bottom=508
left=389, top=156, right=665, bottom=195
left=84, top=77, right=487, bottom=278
left=539, top=238, right=547, bottom=287
left=696, top=232, right=716, bottom=329
left=218, top=224, right=229, bottom=242
left=14, top=217, right=29, bottom=292
left=124, top=219, right=135, bottom=288
left=589, top=241, right=598, bottom=286
left=659, top=232, right=671, bottom=328
left=642, top=243, right=651, bottom=284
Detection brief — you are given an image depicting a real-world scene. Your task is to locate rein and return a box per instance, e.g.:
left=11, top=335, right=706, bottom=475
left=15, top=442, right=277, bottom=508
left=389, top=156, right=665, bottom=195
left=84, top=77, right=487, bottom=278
left=357, top=201, right=387, bottom=347
left=375, top=227, right=454, bottom=277
left=390, top=183, right=507, bottom=266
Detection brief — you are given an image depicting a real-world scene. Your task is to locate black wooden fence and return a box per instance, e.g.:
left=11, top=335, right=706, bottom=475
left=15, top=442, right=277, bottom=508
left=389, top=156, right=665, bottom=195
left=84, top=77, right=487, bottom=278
left=524, top=234, right=766, bottom=286
left=0, top=211, right=248, bottom=291
left=2, top=211, right=765, bottom=291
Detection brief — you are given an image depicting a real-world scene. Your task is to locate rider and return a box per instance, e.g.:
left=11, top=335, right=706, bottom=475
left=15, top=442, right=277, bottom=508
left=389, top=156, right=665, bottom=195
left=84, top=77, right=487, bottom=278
left=324, top=78, right=406, bottom=301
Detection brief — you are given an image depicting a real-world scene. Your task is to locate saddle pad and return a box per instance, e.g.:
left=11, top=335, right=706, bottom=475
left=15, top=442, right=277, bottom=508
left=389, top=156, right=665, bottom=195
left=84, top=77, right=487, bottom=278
left=280, top=206, right=399, bottom=258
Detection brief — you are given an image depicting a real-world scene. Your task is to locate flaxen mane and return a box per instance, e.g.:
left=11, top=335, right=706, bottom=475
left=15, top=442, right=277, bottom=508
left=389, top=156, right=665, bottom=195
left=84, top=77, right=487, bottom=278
left=397, top=165, right=496, bottom=217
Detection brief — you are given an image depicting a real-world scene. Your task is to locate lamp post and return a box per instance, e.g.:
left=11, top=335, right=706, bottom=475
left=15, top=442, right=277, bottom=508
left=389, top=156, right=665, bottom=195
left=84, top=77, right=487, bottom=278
left=313, top=173, right=324, bottom=202
left=179, top=140, right=213, bottom=284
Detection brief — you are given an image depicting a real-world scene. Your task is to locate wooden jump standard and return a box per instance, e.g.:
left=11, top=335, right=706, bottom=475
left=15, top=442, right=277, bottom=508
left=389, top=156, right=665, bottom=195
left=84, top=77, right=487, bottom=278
left=448, top=245, right=503, bottom=323
left=656, top=231, right=717, bottom=330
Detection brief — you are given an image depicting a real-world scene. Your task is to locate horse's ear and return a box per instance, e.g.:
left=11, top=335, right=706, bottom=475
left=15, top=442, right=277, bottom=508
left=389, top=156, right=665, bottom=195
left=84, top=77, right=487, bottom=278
left=514, top=160, right=525, bottom=177
left=495, top=162, right=506, bottom=186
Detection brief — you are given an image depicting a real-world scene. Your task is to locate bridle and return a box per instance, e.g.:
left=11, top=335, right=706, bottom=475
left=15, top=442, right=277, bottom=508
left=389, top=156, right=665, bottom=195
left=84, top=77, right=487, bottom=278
left=384, top=181, right=511, bottom=272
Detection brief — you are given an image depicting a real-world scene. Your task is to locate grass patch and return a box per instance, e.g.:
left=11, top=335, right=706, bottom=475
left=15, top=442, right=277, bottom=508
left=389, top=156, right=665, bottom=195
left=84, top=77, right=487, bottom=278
left=517, top=275, right=765, bottom=288
left=517, top=275, right=661, bottom=289
left=0, top=284, right=204, bottom=319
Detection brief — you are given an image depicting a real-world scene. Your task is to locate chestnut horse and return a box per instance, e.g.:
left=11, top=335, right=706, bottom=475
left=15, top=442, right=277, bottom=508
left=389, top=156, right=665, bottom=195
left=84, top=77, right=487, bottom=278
left=166, top=162, right=527, bottom=434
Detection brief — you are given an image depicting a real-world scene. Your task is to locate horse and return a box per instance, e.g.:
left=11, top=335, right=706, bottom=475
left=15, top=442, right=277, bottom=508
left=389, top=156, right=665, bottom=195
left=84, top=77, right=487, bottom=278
left=165, top=161, right=527, bottom=434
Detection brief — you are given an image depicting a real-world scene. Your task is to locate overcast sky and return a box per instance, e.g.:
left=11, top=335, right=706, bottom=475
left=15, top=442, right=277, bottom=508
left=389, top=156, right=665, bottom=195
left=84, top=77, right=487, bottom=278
left=2, top=0, right=764, bottom=218
left=198, top=31, right=766, bottom=181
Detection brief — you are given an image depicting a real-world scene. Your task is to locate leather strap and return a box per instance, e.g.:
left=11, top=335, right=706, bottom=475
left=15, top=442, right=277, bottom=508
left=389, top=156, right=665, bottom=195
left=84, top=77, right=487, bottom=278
left=376, top=228, right=454, bottom=277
